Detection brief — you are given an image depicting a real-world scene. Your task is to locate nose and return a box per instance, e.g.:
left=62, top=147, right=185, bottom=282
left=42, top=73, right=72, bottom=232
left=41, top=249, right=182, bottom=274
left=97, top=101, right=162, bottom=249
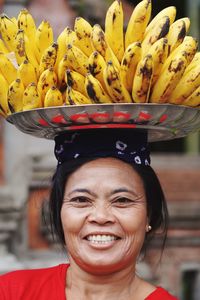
left=87, top=203, right=115, bottom=225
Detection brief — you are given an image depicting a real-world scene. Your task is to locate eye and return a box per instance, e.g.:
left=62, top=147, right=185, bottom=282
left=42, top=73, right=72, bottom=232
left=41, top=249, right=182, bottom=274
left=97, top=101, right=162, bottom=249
left=69, top=196, right=91, bottom=207
left=113, top=197, right=133, bottom=205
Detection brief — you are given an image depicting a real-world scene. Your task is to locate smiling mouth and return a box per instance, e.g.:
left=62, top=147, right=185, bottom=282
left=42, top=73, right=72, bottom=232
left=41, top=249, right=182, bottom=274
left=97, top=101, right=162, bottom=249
left=85, top=234, right=121, bottom=244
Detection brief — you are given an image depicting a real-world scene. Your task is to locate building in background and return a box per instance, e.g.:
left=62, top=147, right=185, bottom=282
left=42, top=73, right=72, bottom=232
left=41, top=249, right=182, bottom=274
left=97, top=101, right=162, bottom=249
left=0, top=1, right=200, bottom=300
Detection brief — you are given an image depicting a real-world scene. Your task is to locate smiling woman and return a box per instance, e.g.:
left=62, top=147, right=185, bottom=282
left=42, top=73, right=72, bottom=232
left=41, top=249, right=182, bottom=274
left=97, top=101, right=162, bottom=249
left=0, top=129, right=178, bottom=300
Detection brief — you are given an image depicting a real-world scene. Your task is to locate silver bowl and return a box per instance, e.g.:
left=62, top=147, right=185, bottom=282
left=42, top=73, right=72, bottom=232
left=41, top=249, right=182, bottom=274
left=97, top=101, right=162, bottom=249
left=6, top=103, right=200, bottom=142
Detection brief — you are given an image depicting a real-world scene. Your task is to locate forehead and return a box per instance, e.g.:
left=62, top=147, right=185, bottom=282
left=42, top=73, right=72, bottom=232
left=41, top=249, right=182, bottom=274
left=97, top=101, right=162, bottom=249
left=65, top=158, right=145, bottom=193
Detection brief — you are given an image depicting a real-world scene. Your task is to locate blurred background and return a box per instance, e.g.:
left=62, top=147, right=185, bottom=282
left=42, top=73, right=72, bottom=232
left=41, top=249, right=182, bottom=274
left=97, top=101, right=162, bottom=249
left=0, top=0, right=200, bottom=299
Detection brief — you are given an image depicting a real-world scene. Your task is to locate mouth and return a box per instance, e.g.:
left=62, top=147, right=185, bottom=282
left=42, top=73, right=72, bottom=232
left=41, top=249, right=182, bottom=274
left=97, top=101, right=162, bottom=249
left=84, top=234, right=121, bottom=244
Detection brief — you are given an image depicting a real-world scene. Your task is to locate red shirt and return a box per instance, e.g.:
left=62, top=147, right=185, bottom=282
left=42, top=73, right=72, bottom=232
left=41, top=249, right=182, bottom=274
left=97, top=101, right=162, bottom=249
left=0, top=264, right=178, bottom=299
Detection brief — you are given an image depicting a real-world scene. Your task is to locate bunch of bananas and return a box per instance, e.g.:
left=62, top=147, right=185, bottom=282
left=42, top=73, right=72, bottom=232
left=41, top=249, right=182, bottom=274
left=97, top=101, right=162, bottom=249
left=0, top=0, right=199, bottom=118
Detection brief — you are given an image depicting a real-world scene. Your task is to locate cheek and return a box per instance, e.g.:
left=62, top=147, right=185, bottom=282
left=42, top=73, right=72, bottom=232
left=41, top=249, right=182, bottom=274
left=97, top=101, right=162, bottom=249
left=117, top=207, right=147, bottom=238
left=60, top=205, right=86, bottom=240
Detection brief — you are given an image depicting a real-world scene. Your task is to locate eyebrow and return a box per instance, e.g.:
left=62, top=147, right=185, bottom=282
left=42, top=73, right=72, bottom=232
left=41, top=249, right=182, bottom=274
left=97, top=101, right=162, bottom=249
left=110, top=188, right=139, bottom=197
left=68, top=188, right=96, bottom=197
left=68, top=188, right=139, bottom=197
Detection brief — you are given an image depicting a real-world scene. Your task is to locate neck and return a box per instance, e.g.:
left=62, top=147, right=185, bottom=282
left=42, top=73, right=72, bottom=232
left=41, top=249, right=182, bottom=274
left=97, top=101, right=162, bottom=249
left=66, top=259, right=141, bottom=300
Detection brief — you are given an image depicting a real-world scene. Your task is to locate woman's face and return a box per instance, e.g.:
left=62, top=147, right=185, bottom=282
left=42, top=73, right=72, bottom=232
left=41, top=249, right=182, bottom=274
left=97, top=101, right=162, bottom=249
left=61, top=158, right=148, bottom=274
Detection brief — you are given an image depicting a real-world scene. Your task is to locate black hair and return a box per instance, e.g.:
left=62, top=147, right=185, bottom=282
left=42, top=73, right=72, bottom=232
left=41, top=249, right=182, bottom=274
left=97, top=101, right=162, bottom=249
left=48, top=157, right=169, bottom=256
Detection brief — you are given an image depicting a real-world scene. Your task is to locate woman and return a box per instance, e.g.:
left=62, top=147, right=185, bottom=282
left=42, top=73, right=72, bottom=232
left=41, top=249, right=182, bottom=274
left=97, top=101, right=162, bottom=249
left=0, top=129, right=178, bottom=299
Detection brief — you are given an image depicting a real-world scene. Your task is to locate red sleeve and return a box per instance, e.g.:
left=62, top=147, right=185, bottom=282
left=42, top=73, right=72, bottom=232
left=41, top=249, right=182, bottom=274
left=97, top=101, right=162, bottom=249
left=0, top=264, right=68, bottom=300
left=146, top=287, right=179, bottom=299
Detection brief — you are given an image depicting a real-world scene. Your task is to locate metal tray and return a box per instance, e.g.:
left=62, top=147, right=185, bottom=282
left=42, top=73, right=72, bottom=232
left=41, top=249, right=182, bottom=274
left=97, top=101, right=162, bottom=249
left=6, top=104, right=200, bottom=142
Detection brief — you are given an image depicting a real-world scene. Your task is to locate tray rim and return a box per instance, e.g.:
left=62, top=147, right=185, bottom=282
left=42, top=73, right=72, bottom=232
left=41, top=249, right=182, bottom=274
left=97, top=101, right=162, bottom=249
left=5, top=103, right=200, bottom=142
left=6, top=103, right=200, bottom=123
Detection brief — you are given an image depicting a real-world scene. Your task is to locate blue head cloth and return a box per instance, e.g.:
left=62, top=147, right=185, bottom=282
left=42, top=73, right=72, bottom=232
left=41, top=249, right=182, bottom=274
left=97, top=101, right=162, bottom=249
left=54, top=129, right=151, bottom=167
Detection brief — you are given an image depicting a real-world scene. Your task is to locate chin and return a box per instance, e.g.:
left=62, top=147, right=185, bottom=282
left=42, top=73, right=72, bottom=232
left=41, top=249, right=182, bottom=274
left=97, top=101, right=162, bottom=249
left=73, top=252, right=135, bottom=275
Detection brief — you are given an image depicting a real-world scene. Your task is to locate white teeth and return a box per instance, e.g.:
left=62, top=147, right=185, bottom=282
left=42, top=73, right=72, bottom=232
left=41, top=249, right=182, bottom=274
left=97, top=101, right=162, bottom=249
left=87, top=235, right=117, bottom=243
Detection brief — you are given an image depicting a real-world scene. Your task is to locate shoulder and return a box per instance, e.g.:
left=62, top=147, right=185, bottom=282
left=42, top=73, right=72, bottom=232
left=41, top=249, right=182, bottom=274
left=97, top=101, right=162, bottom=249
left=0, top=264, right=68, bottom=282
left=0, top=264, right=69, bottom=300
left=146, top=287, right=179, bottom=299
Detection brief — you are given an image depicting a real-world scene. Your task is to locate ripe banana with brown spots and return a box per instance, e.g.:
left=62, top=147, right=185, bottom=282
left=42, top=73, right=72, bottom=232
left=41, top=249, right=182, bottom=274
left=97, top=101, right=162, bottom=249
left=91, top=24, right=120, bottom=70
left=169, top=64, right=200, bottom=104
left=103, top=61, right=132, bottom=103
left=88, top=51, right=107, bottom=91
left=142, top=15, right=170, bottom=57
left=74, top=17, right=93, bottom=56
left=85, top=73, right=112, bottom=104
left=65, top=69, right=87, bottom=97
left=23, top=82, right=42, bottom=111
left=150, top=52, right=188, bottom=103
left=66, top=85, right=93, bottom=105
left=39, top=42, right=58, bottom=75
left=7, top=78, right=24, bottom=113
left=105, top=0, right=124, bottom=62
left=37, top=67, right=57, bottom=103
left=0, top=73, right=10, bottom=116
left=125, top=0, right=152, bottom=49
left=120, top=42, right=142, bottom=93
left=145, top=6, right=176, bottom=37
left=146, top=38, right=168, bottom=85
left=44, top=86, right=63, bottom=107
left=132, top=54, right=153, bottom=103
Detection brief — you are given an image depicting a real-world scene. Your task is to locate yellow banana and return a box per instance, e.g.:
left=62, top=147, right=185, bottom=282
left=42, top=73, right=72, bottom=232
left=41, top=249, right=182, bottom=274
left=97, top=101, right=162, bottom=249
left=17, top=59, right=38, bottom=88
left=17, top=8, right=40, bottom=63
left=0, top=38, right=8, bottom=53
left=65, top=69, right=87, bottom=96
left=39, top=42, right=58, bottom=75
left=7, top=78, right=24, bottom=113
left=183, top=52, right=200, bottom=75
left=145, top=6, right=176, bottom=36
left=55, top=27, right=69, bottom=71
left=17, top=9, right=36, bottom=43
left=37, top=67, right=57, bottom=103
left=66, top=86, right=93, bottom=105
left=91, top=24, right=120, bottom=70
left=65, top=27, right=78, bottom=45
left=142, top=15, right=170, bottom=57
left=132, top=54, right=153, bottom=103
left=57, top=54, right=71, bottom=88
left=169, top=64, right=200, bottom=104
left=85, top=73, right=112, bottom=104
left=14, top=29, right=39, bottom=73
left=105, top=0, right=124, bottom=62
left=0, top=73, right=10, bottom=116
left=182, top=85, right=200, bottom=107
left=150, top=52, right=188, bottom=103
left=181, top=17, right=190, bottom=32
left=147, top=38, right=168, bottom=85
left=88, top=51, right=107, bottom=91
left=180, top=36, right=198, bottom=63
left=125, top=0, right=152, bottom=49
left=35, top=20, right=54, bottom=61
left=120, top=42, right=142, bottom=93
left=44, top=86, right=63, bottom=107
left=103, top=61, right=132, bottom=103
left=74, top=17, right=93, bottom=56
left=66, top=44, right=88, bottom=76
left=0, top=14, right=18, bottom=51
left=168, top=18, right=190, bottom=53
left=50, top=26, right=77, bottom=72
left=161, top=36, right=198, bottom=74
left=23, top=82, right=42, bottom=111
left=11, top=17, right=18, bottom=27
left=0, top=52, right=17, bottom=85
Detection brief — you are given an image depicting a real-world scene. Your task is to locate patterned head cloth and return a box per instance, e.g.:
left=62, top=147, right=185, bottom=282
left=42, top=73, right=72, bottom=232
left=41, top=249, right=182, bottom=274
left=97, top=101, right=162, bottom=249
left=54, top=129, right=151, bottom=167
